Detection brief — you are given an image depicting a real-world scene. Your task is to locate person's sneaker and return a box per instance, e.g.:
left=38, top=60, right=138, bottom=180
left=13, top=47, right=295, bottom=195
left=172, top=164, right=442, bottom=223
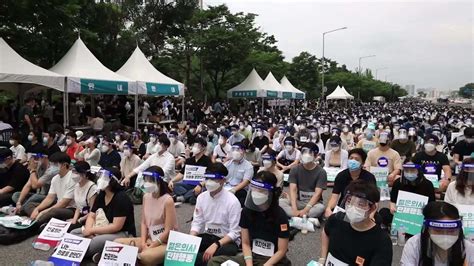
left=176, top=196, right=185, bottom=203
left=309, top=218, right=321, bottom=228
left=174, top=202, right=182, bottom=207
left=289, top=227, right=299, bottom=241
left=92, top=252, right=101, bottom=263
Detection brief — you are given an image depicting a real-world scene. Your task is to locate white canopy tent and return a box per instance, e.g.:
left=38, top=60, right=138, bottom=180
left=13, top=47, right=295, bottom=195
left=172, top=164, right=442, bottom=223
left=117, top=46, right=184, bottom=96
left=0, top=37, right=65, bottom=91
left=50, top=37, right=136, bottom=127
left=116, top=46, right=185, bottom=128
left=326, top=85, right=354, bottom=100
left=227, top=69, right=266, bottom=98
left=280, top=76, right=306, bottom=99
left=262, top=72, right=287, bottom=99
left=340, top=86, right=354, bottom=99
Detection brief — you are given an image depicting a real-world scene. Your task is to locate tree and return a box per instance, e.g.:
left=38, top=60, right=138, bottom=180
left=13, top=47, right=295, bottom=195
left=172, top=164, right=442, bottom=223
left=459, top=83, right=474, bottom=98
left=287, top=52, right=320, bottom=98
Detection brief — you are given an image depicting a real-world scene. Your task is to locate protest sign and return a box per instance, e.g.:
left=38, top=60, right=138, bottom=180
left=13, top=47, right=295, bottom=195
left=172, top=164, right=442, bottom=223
left=392, top=191, right=428, bottom=235
left=48, top=233, right=91, bottom=265
left=165, top=231, right=202, bottom=266
left=455, top=204, right=474, bottom=240
left=324, top=167, right=343, bottom=182
left=424, top=174, right=439, bottom=189
left=183, top=165, right=207, bottom=185
left=34, top=218, right=71, bottom=250
left=98, top=240, right=138, bottom=266
left=369, top=166, right=389, bottom=188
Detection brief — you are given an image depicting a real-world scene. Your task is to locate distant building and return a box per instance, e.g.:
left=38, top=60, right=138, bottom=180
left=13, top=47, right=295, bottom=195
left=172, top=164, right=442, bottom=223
left=404, top=85, right=415, bottom=96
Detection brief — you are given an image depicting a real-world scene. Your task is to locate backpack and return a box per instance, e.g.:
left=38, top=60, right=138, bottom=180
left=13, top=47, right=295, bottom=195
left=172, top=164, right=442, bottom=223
left=126, top=187, right=143, bottom=205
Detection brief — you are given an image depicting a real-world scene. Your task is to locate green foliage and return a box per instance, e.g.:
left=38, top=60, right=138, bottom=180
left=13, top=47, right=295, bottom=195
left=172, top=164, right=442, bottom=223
left=0, top=0, right=407, bottom=101
left=459, top=83, right=474, bottom=98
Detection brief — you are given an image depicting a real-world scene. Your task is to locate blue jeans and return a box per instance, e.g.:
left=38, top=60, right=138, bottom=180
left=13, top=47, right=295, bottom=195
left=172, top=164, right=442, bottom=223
left=12, top=192, right=46, bottom=206
left=173, top=183, right=198, bottom=204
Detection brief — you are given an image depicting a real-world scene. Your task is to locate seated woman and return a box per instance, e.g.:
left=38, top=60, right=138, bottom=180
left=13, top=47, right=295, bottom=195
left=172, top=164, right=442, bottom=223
left=71, top=167, right=135, bottom=262
left=324, top=136, right=348, bottom=169
left=444, top=158, right=474, bottom=205
left=208, top=171, right=291, bottom=266
left=115, top=166, right=177, bottom=265
left=68, top=161, right=98, bottom=232
left=401, top=201, right=474, bottom=265
left=259, top=151, right=284, bottom=188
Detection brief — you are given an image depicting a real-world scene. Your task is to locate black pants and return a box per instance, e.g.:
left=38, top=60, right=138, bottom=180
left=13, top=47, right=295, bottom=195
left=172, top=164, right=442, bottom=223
left=235, top=190, right=247, bottom=207
left=0, top=192, right=14, bottom=207
left=195, top=233, right=239, bottom=266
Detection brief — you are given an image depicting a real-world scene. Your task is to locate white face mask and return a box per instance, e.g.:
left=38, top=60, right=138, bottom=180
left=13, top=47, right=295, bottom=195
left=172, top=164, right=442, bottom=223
left=345, top=205, right=367, bottom=224
left=218, top=138, right=225, bottom=145
left=28, top=135, right=34, bottom=142
left=149, top=137, right=156, bottom=143
left=115, top=135, right=121, bottom=141
left=252, top=191, right=269, bottom=205
left=301, top=153, right=314, bottom=164
left=9, top=140, right=15, bottom=146
left=232, top=150, right=242, bottom=161
left=71, top=173, right=82, bottom=183
left=66, top=139, right=73, bottom=146
left=101, top=145, right=109, bottom=153
left=169, top=137, right=176, bottom=144
left=123, top=149, right=131, bottom=157
left=256, top=131, right=263, bottom=137
left=424, top=143, right=436, bottom=152
left=97, top=178, right=109, bottom=191
left=285, top=145, right=293, bottom=152
left=192, top=146, right=201, bottom=155
left=262, top=160, right=273, bottom=169
left=205, top=179, right=221, bottom=192
left=143, top=182, right=159, bottom=194
left=430, top=234, right=458, bottom=250
left=43, top=137, right=49, bottom=144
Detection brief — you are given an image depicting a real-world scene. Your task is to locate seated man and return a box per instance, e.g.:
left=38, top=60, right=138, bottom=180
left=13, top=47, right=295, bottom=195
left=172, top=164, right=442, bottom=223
left=169, top=137, right=212, bottom=204
left=0, top=148, right=30, bottom=206
left=13, top=152, right=60, bottom=214
left=279, top=142, right=327, bottom=224
left=224, top=142, right=254, bottom=206
left=191, top=163, right=241, bottom=266
left=22, top=152, right=76, bottom=227
left=98, top=137, right=121, bottom=169
left=212, top=132, right=231, bottom=163
left=364, top=132, right=402, bottom=186
left=320, top=180, right=392, bottom=265
left=167, top=130, right=186, bottom=168
left=276, top=137, right=301, bottom=173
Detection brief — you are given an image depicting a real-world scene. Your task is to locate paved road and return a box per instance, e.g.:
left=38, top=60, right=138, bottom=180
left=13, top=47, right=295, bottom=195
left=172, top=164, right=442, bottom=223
left=0, top=189, right=403, bottom=265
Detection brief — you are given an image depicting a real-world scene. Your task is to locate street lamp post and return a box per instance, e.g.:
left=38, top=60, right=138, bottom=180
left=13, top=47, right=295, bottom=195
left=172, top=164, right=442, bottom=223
left=375, top=67, right=388, bottom=80
left=321, top=26, right=347, bottom=104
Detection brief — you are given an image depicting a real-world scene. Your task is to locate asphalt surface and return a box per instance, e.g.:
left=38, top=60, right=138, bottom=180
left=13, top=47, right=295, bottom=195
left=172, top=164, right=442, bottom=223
left=0, top=189, right=403, bottom=265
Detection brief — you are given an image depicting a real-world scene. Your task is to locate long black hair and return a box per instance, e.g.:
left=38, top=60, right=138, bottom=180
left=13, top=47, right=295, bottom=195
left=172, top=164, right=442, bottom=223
left=455, top=158, right=474, bottom=196
left=419, top=201, right=465, bottom=266
left=248, top=171, right=282, bottom=222
left=144, top=166, right=170, bottom=197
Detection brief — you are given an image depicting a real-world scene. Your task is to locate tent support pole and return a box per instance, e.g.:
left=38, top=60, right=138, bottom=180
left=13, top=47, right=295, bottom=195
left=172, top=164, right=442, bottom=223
left=261, top=97, right=264, bottom=114
left=134, top=94, right=138, bottom=130
left=181, top=93, right=185, bottom=122
left=63, top=78, right=69, bottom=128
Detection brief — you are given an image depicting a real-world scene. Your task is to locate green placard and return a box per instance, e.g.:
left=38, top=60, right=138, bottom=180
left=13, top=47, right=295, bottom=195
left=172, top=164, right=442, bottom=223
left=282, top=92, right=293, bottom=99
left=266, top=90, right=278, bottom=98
left=80, top=79, right=128, bottom=95
left=392, top=191, right=428, bottom=235
left=146, top=83, right=180, bottom=96
left=165, top=231, right=202, bottom=266
left=231, top=90, right=257, bottom=98
left=456, top=204, right=474, bottom=237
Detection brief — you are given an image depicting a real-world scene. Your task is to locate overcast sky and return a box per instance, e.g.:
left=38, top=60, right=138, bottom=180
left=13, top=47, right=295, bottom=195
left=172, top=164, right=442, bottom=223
left=207, top=0, right=473, bottom=91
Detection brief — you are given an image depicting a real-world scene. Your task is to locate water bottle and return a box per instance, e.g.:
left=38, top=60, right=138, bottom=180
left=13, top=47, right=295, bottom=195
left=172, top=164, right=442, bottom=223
left=30, top=260, right=54, bottom=266
left=301, top=215, right=308, bottom=234
left=397, top=226, right=406, bottom=246
left=32, top=241, right=51, bottom=251
left=390, top=226, right=398, bottom=246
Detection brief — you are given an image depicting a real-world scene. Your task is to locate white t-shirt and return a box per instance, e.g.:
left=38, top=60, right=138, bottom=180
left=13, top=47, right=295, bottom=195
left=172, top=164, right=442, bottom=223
left=168, top=141, right=186, bottom=158
left=444, top=181, right=474, bottom=205
left=401, top=233, right=474, bottom=265
left=213, top=144, right=231, bottom=160
left=10, top=144, right=26, bottom=161
left=49, top=171, right=76, bottom=208
left=146, top=142, right=159, bottom=155
left=277, top=149, right=301, bottom=161
left=74, top=181, right=97, bottom=211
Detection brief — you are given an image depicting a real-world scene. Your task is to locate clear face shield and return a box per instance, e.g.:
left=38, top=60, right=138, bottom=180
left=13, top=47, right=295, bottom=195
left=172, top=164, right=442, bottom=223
left=261, top=154, right=275, bottom=169
left=424, top=219, right=462, bottom=250
left=402, top=163, right=421, bottom=183
left=141, top=171, right=161, bottom=194
left=244, top=179, right=274, bottom=212
left=341, top=193, right=374, bottom=224
left=96, top=169, right=119, bottom=191
left=300, top=147, right=316, bottom=164
left=379, top=132, right=390, bottom=145
left=204, top=173, right=225, bottom=193
left=462, top=163, right=474, bottom=185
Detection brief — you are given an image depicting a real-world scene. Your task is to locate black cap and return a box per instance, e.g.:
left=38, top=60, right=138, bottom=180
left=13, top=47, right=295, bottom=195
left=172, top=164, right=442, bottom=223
left=193, top=137, right=207, bottom=147
left=465, top=127, right=474, bottom=138
left=0, top=148, right=13, bottom=161
left=49, top=152, right=71, bottom=164
left=74, top=161, right=91, bottom=174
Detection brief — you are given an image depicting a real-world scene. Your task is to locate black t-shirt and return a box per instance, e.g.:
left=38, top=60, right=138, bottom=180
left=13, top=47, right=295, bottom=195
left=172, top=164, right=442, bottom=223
left=390, top=178, right=436, bottom=203
left=252, top=136, right=269, bottom=150
left=25, top=142, right=44, bottom=154
left=0, top=161, right=29, bottom=191
left=412, top=151, right=449, bottom=179
left=324, top=213, right=392, bottom=266
left=46, top=144, right=61, bottom=157
left=333, top=169, right=377, bottom=206
left=179, top=155, right=212, bottom=175
left=239, top=207, right=289, bottom=257
left=92, top=190, right=136, bottom=236
left=452, top=140, right=474, bottom=158
left=18, top=105, right=33, bottom=125
left=137, top=143, right=146, bottom=158
left=99, top=150, right=122, bottom=169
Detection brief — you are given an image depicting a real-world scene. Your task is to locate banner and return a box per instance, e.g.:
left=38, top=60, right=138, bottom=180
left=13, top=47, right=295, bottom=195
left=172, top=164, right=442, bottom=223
left=183, top=165, right=207, bottom=185
left=455, top=204, right=474, bottom=239
left=165, top=231, right=202, bottom=266
left=48, top=233, right=91, bottom=265
left=369, top=166, right=389, bottom=188
left=34, top=218, right=71, bottom=249
left=98, top=240, right=138, bottom=266
left=392, top=191, right=428, bottom=235
left=324, top=167, right=343, bottom=182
